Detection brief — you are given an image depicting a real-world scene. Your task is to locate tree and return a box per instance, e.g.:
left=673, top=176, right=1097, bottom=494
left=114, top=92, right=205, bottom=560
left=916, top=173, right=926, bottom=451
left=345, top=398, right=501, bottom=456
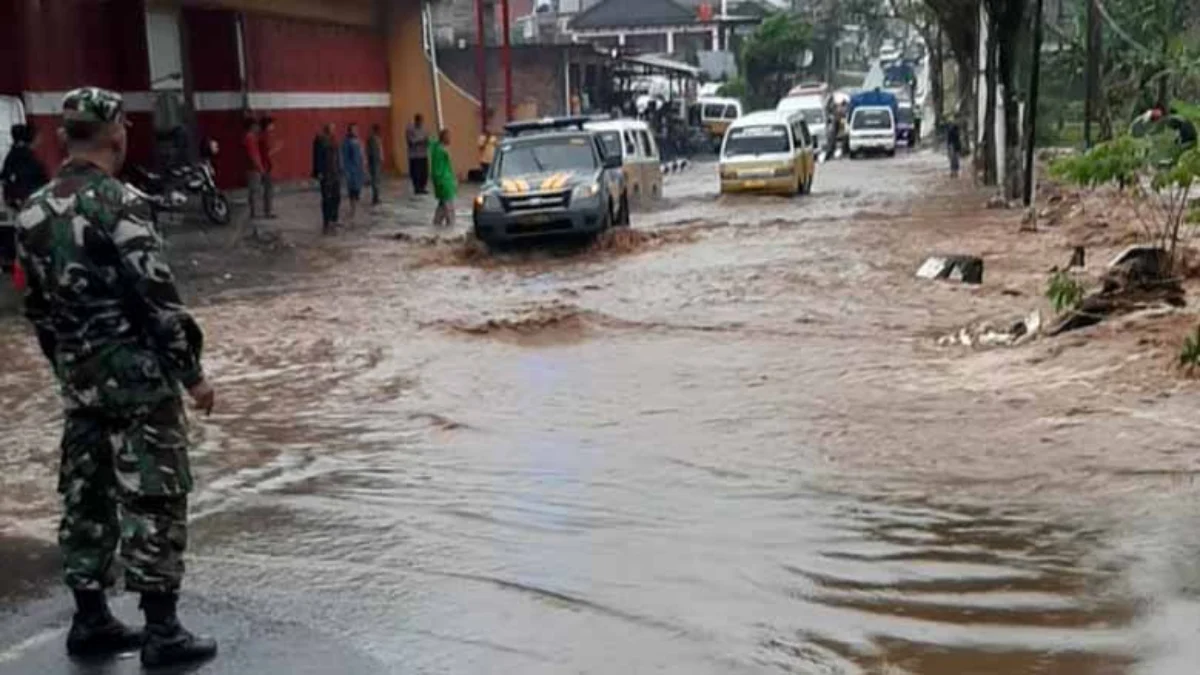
left=888, top=0, right=948, bottom=127
left=1042, top=0, right=1200, bottom=141
left=739, top=13, right=814, bottom=109
left=1052, top=129, right=1200, bottom=273
left=918, top=0, right=977, bottom=140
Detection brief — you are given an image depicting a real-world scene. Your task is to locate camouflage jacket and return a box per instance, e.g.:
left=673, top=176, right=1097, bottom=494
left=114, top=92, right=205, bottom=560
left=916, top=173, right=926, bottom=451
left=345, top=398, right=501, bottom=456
left=16, top=160, right=204, bottom=413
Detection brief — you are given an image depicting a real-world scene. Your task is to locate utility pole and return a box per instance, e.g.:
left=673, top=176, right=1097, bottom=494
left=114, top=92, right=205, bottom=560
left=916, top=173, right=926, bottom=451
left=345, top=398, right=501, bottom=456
left=1083, top=0, right=1099, bottom=147
left=475, top=0, right=489, bottom=130
left=1022, top=0, right=1044, bottom=206
left=501, top=0, right=513, bottom=121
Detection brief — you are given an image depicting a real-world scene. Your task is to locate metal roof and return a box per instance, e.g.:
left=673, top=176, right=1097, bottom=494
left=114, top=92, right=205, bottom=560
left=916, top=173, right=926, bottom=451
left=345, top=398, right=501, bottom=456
left=570, top=0, right=696, bottom=29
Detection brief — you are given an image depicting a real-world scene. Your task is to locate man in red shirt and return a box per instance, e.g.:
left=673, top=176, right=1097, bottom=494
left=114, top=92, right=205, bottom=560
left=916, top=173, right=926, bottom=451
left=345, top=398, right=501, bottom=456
left=243, top=118, right=265, bottom=220
left=257, top=116, right=279, bottom=219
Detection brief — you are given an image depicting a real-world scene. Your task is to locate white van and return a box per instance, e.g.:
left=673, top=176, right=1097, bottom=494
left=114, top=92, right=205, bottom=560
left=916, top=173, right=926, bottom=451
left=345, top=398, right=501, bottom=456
left=776, top=94, right=826, bottom=149
left=585, top=118, right=663, bottom=203
left=847, top=105, right=896, bottom=158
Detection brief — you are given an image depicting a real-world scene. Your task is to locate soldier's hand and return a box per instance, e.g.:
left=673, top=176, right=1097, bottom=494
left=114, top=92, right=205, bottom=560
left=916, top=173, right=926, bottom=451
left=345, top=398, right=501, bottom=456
left=188, top=380, right=215, bottom=416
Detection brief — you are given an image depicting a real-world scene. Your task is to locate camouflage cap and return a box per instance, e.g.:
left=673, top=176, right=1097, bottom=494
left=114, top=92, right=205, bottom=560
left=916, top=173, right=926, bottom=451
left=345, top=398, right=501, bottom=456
left=61, top=87, right=126, bottom=125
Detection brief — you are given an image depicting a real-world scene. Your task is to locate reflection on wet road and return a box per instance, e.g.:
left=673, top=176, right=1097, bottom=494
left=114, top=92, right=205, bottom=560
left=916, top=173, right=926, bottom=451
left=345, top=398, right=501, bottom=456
left=5, top=153, right=1200, bottom=674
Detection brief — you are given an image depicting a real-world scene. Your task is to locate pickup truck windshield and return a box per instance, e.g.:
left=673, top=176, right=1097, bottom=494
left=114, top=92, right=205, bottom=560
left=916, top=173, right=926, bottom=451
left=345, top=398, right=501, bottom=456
left=723, top=125, right=791, bottom=157
left=852, top=109, right=893, bottom=130
left=497, top=138, right=597, bottom=177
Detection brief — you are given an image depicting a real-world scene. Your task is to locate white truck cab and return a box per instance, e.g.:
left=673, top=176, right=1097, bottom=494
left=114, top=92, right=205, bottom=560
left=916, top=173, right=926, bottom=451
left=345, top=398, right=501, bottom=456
left=847, top=106, right=897, bottom=158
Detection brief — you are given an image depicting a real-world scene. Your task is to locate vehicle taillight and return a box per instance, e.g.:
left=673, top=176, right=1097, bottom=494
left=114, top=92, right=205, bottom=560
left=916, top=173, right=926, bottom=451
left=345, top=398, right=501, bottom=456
left=11, top=260, right=25, bottom=292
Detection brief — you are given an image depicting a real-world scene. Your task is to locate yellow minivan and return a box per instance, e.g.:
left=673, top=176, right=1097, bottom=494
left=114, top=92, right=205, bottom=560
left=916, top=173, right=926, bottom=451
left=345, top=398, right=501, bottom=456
left=718, top=109, right=816, bottom=196
left=586, top=118, right=663, bottom=205
left=698, top=97, right=742, bottom=150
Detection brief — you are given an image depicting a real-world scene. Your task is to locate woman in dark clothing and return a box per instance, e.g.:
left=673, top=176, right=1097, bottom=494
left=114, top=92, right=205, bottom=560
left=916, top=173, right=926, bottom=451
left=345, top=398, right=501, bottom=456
left=2, top=124, right=49, bottom=210
left=946, top=121, right=963, bottom=178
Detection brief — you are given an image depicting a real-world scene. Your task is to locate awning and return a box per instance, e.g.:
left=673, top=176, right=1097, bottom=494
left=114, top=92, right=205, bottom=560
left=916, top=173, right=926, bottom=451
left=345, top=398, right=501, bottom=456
left=621, top=53, right=702, bottom=78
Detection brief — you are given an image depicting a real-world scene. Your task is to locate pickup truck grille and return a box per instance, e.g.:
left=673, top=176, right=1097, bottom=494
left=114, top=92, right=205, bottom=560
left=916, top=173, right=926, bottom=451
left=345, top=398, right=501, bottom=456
left=502, top=191, right=571, bottom=212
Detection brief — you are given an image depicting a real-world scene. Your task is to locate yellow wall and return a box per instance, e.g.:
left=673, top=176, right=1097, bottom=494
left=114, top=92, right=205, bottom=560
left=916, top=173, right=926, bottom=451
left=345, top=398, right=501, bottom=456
left=387, top=4, right=480, bottom=178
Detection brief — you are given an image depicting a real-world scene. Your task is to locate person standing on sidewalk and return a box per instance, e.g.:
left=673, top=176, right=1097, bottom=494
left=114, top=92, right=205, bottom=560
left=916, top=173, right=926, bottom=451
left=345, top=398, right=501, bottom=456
left=368, top=123, right=385, bottom=206
left=429, top=128, right=457, bottom=227
left=474, top=110, right=498, bottom=182
left=946, top=120, right=963, bottom=178
left=406, top=114, right=429, bottom=194
left=257, top=116, right=279, bottom=219
left=312, top=123, right=342, bottom=233
left=14, top=87, right=217, bottom=668
left=341, top=123, right=367, bottom=223
left=243, top=118, right=265, bottom=220
left=2, top=124, right=49, bottom=211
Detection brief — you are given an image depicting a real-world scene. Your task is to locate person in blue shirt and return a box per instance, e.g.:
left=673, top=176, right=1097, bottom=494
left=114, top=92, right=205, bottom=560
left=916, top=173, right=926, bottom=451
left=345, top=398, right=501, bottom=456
left=341, top=123, right=367, bottom=223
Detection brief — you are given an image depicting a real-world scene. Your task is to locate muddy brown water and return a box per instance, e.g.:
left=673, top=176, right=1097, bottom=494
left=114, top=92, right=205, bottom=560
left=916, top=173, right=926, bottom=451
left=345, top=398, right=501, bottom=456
left=4, top=154, right=1200, bottom=673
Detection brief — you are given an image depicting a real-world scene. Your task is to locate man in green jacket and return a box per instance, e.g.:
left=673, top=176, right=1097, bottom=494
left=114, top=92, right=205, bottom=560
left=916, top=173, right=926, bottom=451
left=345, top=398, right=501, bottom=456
left=430, top=129, right=457, bottom=227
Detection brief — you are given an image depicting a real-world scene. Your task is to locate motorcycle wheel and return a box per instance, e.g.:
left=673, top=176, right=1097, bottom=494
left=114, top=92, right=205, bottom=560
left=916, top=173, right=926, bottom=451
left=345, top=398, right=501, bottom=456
left=203, top=193, right=231, bottom=225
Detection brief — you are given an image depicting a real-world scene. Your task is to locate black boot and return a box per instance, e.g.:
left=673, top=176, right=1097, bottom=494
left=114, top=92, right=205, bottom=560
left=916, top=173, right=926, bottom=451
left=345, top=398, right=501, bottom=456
left=140, top=592, right=218, bottom=667
left=66, top=590, right=145, bottom=657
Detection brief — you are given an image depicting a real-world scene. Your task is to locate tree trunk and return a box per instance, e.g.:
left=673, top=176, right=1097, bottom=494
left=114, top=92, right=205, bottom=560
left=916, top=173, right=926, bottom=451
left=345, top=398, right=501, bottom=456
left=956, top=53, right=974, bottom=153
left=983, top=9, right=998, bottom=185
left=997, top=26, right=1021, bottom=200
left=930, top=25, right=946, bottom=129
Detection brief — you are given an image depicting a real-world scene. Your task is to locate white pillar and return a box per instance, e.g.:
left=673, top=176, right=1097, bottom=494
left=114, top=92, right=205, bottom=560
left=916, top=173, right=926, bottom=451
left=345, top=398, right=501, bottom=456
left=618, top=32, right=626, bottom=46
left=996, top=83, right=1006, bottom=188
left=976, top=2, right=988, bottom=147
left=666, top=30, right=675, bottom=53
left=711, top=25, right=719, bottom=51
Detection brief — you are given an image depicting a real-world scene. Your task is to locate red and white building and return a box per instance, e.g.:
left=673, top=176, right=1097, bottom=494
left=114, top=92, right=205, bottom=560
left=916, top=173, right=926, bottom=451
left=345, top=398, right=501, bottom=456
left=2, top=0, right=483, bottom=187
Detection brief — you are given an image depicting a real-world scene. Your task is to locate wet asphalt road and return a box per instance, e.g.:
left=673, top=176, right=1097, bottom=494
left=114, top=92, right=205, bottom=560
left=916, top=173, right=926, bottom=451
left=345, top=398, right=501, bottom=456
left=5, top=153, right=1200, bottom=674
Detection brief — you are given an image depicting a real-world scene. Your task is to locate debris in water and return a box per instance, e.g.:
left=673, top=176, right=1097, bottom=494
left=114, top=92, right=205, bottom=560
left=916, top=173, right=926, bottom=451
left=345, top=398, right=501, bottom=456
left=1049, top=245, right=1185, bottom=335
left=938, top=309, right=1042, bottom=348
left=917, top=255, right=984, bottom=285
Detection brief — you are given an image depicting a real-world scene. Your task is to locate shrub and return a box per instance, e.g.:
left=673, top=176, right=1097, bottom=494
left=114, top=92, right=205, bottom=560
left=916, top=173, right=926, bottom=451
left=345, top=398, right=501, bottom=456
left=1051, top=132, right=1200, bottom=275
left=1046, top=270, right=1086, bottom=314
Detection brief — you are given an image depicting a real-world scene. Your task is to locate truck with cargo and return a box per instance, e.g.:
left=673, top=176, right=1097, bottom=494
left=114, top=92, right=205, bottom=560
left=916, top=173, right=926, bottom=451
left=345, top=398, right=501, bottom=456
left=846, top=89, right=898, bottom=158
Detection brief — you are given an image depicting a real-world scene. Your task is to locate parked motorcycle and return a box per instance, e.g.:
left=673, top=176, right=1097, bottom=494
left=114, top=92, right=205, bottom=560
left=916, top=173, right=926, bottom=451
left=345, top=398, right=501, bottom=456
left=125, top=159, right=231, bottom=226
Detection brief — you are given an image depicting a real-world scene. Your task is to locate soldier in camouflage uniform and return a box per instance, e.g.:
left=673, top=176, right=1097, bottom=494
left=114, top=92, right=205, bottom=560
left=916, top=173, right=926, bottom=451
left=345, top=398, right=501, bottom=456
left=15, top=87, right=218, bottom=667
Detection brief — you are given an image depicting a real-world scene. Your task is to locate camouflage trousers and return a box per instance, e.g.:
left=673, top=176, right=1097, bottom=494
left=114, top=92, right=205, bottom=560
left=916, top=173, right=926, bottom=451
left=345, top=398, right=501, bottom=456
left=58, top=397, right=193, bottom=594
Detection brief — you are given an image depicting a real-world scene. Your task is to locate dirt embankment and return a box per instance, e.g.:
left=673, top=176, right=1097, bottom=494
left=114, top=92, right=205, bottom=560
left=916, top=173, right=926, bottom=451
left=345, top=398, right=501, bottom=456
left=865, top=171, right=1200, bottom=393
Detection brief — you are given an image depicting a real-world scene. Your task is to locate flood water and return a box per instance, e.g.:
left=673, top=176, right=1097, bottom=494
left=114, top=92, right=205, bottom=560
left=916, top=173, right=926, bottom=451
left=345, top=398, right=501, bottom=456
left=4, top=154, right=1200, bottom=674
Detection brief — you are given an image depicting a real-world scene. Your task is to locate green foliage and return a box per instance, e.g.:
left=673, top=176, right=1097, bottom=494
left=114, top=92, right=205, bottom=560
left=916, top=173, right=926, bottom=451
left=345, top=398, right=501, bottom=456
left=1049, top=135, right=1154, bottom=187
left=738, top=13, right=813, bottom=110
left=717, top=77, right=748, bottom=102
left=1180, top=324, right=1200, bottom=371
left=1051, top=130, right=1200, bottom=270
left=1045, top=270, right=1086, bottom=314
left=1041, top=0, right=1200, bottom=134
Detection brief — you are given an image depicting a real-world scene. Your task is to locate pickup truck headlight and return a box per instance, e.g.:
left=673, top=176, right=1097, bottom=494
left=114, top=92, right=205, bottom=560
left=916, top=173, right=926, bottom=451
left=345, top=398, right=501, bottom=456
left=772, top=166, right=793, bottom=177
left=474, top=193, right=500, bottom=211
left=572, top=183, right=600, bottom=200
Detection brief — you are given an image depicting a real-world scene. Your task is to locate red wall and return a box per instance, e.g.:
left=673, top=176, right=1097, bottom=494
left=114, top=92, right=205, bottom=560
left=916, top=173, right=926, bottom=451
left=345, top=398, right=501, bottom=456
left=185, top=7, right=241, bottom=92
left=185, top=10, right=393, bottom=187
left=243, top=15, right=388, bottom=93
left=12, top=0, right=154, bottom=170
